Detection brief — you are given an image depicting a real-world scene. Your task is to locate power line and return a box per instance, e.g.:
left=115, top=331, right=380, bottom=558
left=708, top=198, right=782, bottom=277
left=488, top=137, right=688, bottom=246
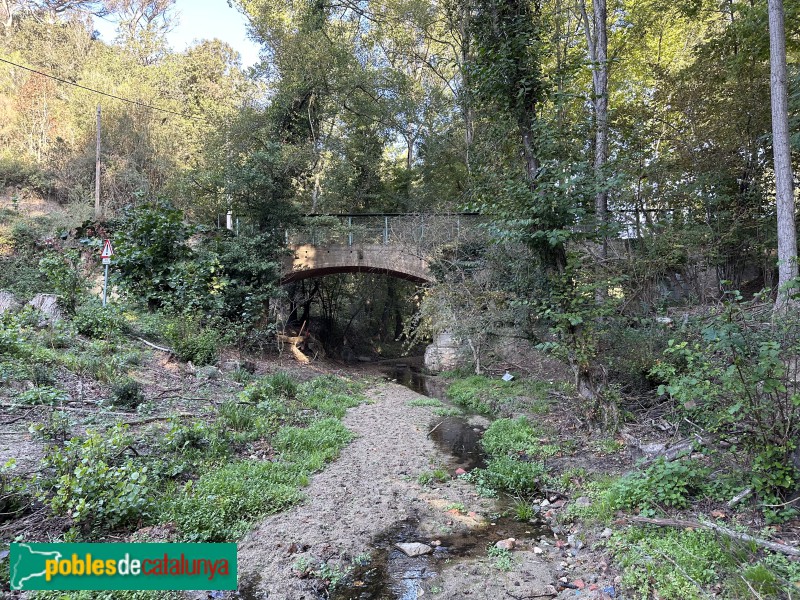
left=0, top=56, right=199, bottom=120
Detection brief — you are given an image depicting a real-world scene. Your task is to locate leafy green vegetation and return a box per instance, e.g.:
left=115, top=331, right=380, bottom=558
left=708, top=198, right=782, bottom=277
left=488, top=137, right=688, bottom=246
left=418, top=468, right=451, bottom=486
left=486, top=545, right=515, bottom=572
left=407, top=397, right=444, bottom=408
left=446, top=377, right=555, bottom=416
left=42, top=425, right=152, bottom=532
left=480, top=417, right=559, bottom=459
left=611, top=528, right=736, bottom=600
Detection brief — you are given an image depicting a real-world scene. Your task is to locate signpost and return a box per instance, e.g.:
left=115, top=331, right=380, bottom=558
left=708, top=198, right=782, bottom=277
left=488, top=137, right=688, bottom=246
left=100, top=239, right=113, bottom=307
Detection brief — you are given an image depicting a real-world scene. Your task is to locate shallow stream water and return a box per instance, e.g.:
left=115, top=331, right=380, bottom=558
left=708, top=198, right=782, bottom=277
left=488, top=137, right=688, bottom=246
left=327, top=366, right=548, bottom=600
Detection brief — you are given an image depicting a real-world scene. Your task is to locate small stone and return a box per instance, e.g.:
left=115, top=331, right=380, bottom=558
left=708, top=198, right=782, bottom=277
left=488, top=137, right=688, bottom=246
left=600, top=527, right=613, bottom=539
left=455, top=468, right=467, bottom=476
left=495, top=538, right=515, bottom=551
left=614, top=576, right=622, bottom=584
left=196, top=365, right=221, bottom=380
left=559, top=577, right=568, bottom=583
left=573, top=579, right=586, bottom=590
left=589, top=583, right=599, bottom=591
left=395, top=542, right=433, bottom=557
left=533, top=546, right=543, bottom=555
left=575, top=496, right=592, bottom=507
left=430, top=540, right=441, bottom=547
left=540, top=499, right=551, bottom=507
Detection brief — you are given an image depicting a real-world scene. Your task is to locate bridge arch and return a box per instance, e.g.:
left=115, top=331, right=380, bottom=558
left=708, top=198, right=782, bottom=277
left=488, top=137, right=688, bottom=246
left=280, top=244, right=433, bottom=284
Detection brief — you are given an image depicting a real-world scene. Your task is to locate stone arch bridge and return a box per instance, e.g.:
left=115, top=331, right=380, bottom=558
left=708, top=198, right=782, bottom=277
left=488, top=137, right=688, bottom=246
left=280, top=213, right=478, bottom=285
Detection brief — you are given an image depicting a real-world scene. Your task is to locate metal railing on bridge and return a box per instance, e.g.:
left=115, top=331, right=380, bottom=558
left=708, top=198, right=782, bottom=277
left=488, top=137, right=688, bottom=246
left=285, top=213, right=482, bottom=249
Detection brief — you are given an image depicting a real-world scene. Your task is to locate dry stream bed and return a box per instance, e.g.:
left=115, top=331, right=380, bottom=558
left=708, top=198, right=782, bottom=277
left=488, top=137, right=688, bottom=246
left=234, top=368, right=612, bottom=600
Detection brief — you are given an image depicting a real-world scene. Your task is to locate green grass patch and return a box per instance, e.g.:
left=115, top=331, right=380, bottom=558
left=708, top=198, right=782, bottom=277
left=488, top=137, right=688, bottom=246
left=418, top=468, right=450, bottom=485
left=446, top=376, right=557, bottom=416
left=407, top=397, right=444, bottom=408
left=166, top=418, right=353, bottom=542
left=461, top=416, right=556, bottom=498
left=432, top=406, right=463, bottom=417
left=612, top=527, right=736, bottom=600
left=165, top=460, right=304, bottom=542
left=480, top=417, right=559, bottom=459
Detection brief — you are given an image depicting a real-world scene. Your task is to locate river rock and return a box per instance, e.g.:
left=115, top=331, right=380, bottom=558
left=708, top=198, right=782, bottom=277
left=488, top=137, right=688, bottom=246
left=423, top=331, right=464, bottom=373
left=495, top=538, right=516, bottom=551
left=28, top=293, right=62, bottom=323
left=395, top=542, right=433, bottom=557
left=0, top=291, right=20, bottom=314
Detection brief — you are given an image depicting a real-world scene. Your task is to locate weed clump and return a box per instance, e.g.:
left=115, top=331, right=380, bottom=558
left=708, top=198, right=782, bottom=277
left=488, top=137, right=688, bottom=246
left=41, top=425, right=152, bottom=531
left=165, top=319, right=220, bottom=365
left=110, top=378, right=145, bottom=410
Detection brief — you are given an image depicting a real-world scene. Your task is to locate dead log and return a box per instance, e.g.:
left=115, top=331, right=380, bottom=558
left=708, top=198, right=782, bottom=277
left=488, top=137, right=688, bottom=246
left=277, top=334, right=311, bottom=364
left=136, top=337, right=172, bottom=353
left=626, top=515, right=800, bottom=558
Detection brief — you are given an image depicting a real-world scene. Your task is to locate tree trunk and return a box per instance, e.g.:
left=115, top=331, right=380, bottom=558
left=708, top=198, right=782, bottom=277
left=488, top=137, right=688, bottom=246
left=768, top=0, right=798, bottom=309
left=592, top=0, right=608, bottom=262
left=580, top=0, right=609, bottom=262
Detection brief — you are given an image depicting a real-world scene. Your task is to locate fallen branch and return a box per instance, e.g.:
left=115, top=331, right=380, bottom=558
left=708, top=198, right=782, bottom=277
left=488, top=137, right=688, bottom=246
left=542, top=488, right=570, bottom=500
left=136, top=337, right=172, bottom=353
left=727, top=487, right=753, bottom=508
left=626, top=516, right=800, bottom=558
left=427, top=421, right=445, bottom=437
left=0, top=408, right=35, bottom=425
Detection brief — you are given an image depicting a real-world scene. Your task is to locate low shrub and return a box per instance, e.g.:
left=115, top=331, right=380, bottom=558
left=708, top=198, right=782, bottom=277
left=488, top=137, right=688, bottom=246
left=110, top=378, right=145, bottom=410
left=42, top=425, right=152, bottom=531
left=73, top=300, right=127, bottom=339
left=595, top=458, right=710, bottom=516
left=28, top=410, right=72, bottom=442
left=165, top=319, right=220, bottom=365
left=650, top=298, right=800, bottom=521
left=16, top=385, right=69, bottom=406
left=0, top=459, right=30, bottom=519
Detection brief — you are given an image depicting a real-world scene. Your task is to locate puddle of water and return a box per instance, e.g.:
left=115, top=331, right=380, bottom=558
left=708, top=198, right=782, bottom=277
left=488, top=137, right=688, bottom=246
left=384, top=365, right=449, bottom=400
left=331, top=517, right=550, bottom=600
left=385, top=366, right=485, bottom=471
left=427, top=417, right=486, bottom=471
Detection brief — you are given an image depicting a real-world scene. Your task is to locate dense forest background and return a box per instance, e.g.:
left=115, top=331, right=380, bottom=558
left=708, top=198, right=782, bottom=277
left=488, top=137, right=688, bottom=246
left=1, top=0, right=799, bottom=385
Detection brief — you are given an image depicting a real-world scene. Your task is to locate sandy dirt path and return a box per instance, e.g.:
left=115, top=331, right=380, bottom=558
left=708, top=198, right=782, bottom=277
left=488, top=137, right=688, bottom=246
left=236, top=382, right=556, bottom=600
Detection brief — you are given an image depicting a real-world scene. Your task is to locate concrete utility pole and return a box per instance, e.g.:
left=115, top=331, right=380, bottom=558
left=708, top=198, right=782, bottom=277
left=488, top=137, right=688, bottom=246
left=95, top=104, right=102, bottom=220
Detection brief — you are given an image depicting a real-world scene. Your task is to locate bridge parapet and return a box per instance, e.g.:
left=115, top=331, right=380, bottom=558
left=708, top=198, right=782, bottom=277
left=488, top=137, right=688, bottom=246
left=286, top=213, right=482, bottom=252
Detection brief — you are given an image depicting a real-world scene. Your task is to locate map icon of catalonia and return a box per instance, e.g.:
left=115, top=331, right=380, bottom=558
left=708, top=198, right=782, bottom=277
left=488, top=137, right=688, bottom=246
left=10, top=544, right=63, bottom=590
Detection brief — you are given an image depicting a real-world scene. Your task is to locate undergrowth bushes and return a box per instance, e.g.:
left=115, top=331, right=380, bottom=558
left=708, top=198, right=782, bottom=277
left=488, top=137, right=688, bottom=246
left=42, top=425, right=152, bottom=531
left=465, top=416, right=555, bottom=497
left=25, top=372, right=363, bottom=544
left=651, top=296, right=800, bottom=521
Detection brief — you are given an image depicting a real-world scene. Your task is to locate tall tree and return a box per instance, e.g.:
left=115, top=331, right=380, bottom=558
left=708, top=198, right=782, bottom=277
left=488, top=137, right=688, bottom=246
left=579, top=0, right=608, bottom=260
left=768, top=0, right=797, bottom=308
